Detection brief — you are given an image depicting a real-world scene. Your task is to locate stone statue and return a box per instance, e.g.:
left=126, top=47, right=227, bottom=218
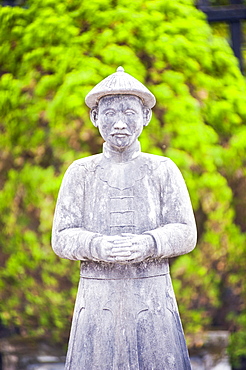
left=52, top=66, right=197, bottom=370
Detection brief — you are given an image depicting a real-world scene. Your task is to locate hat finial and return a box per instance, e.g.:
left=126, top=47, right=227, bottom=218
left=117, top=66, right=124, bottom=72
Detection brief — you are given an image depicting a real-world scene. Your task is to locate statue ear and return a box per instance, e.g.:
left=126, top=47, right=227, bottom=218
left=90, top=106, right=98, bottom=127
left=143, top=108, right=152, bottom=127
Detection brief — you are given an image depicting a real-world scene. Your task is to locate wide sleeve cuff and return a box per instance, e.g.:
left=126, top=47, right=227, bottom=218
left=52, top=228, right=101, bottom=261
left=144, top=229, right=172, bottom=258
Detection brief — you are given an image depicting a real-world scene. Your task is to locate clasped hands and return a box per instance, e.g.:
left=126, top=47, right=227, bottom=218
left=90, top=233, right=156, bottom=264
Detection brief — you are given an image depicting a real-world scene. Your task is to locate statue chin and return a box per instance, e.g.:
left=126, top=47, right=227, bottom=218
left=108, top=136, right=132, bottom=150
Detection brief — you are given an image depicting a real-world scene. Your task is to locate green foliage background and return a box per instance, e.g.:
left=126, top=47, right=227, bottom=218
left=0, top=0, right=246, bottom=365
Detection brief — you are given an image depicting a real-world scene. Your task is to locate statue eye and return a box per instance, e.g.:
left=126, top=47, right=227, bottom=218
left=125, top=110, right=135, bottom=116
left=105, top=110, right=115, bottom=116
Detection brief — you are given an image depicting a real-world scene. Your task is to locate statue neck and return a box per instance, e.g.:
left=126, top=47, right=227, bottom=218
left=103, top=141, right=141, bottom=163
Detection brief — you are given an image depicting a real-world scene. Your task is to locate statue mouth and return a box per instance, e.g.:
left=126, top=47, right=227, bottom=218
left=113, top=134, right=129, bottom=138
left=110, top=131, right=131, bottom=137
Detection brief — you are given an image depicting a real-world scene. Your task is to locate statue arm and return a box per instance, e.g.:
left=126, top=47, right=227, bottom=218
left=145, top=158, right=197, bottom=259
left=51, top=164, right=100, bottom=261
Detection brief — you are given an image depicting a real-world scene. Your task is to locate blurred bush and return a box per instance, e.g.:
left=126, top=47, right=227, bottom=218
left=0, top=0, right=246, bottom=365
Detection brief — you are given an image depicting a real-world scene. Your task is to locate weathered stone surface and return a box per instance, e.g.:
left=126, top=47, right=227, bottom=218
left=0, top=331, right=232, bottom=369
left=0, top=336, right=66, bottom=370
left=52, top=67, right=197, bottom=369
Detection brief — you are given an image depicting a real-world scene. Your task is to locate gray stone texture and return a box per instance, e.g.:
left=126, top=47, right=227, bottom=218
left=52, top=68, right=197, bottom=369
left=0, top=331, right=231, bottom=369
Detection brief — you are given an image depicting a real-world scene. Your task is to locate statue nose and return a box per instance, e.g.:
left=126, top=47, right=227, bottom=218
left=113, top=120, right=127, bottom=130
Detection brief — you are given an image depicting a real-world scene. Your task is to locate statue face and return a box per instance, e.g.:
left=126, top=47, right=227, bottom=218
left=94, top=95, right=147, bottom=151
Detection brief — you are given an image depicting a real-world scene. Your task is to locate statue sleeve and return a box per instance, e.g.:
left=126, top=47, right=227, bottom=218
left=145, top=158, right=197, bottom=258
left=51, top=163, right=99, bottom=261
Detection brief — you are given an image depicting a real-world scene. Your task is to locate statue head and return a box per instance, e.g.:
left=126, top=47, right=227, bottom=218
left=85, top=67, right=156, bottom=151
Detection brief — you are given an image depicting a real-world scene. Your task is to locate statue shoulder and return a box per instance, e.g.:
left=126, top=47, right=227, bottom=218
left=140, top=153, right=181, bottom=175
left=140, top=152, right=168, bottom=163
left=70, top=153, right=103, bottom=172
left=140, top=152, right=169, bottom=170
left=61, top=154, right=103, bottom=186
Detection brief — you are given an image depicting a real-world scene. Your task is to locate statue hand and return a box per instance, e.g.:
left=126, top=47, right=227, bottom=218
left=90, top=234, right=155, bottom=263
left=110, top=234, right=156, bottom=263
left=90, top=235, right=133, bottom=263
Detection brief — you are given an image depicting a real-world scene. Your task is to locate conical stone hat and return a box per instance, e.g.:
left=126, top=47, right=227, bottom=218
left=85, top=66, right=156, bottom=109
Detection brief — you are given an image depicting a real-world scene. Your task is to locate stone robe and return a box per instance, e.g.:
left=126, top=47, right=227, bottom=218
left=52, top=142, right=197, bottom=370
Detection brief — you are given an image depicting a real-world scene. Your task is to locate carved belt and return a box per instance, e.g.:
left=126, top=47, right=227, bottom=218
left=80, top=258, right=169, bottom=280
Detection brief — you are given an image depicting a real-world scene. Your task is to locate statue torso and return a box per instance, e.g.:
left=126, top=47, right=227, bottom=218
left=72, top=147, right=170, bottom=279
left=75, top=151, right=167, bottom=236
